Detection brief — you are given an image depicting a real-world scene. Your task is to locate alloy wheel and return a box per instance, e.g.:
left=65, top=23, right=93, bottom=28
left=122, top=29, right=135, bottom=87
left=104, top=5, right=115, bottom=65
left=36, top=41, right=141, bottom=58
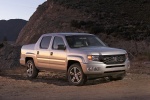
left=27, top=62, right=33, bottom=77
left=69, top=67, right=82, bottom=83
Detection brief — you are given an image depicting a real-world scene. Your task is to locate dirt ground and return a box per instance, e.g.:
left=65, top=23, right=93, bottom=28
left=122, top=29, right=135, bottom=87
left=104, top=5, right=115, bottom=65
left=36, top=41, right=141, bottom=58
left=0, top=67, right=150, bottom=100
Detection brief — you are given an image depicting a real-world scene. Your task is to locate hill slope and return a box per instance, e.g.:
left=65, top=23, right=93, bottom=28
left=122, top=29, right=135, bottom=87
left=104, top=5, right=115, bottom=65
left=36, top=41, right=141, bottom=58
left=0, top=19, right=27, bottom=42
left=16, top=0, right=150, bottom=45
left=2, top=0, right=150, bottom=69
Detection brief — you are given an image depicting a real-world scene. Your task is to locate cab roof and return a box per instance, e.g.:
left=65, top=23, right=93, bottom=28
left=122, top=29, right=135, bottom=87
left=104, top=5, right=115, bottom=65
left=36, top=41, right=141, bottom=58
left=42, top=33, right=94, bottom=36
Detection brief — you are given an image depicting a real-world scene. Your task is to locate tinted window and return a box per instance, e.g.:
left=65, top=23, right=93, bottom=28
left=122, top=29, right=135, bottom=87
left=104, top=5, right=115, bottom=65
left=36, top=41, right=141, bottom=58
left=40, top=36, right=51, bottom=49
left=52, top=37, right=65, bottom=49
left=66, top=35, right=105, bottom=48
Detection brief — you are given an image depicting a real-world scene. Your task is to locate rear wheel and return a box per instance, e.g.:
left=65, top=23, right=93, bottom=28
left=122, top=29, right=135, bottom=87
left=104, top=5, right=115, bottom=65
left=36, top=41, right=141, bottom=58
left=67, top=63, right=87, bottom=86
left=26, top=60, right=38, bottom=79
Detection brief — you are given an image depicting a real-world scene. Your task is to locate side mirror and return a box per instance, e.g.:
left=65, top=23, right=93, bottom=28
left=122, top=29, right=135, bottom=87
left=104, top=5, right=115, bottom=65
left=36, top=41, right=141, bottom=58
left=57, top=44, right=66, bottom=50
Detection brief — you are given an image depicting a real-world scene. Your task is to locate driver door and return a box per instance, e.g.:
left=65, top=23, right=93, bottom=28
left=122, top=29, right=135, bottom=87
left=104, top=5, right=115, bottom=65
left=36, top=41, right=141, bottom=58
left=49, top=36, right=67, bottom=70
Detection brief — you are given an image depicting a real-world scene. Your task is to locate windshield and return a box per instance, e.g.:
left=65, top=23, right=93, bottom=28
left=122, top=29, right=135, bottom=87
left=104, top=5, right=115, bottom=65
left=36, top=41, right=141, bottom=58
left=66, top=35, right=106, bottom=48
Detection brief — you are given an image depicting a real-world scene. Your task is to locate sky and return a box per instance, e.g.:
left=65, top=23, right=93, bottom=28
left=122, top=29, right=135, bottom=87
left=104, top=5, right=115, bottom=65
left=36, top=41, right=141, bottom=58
left=0, top=0, right=47, bottom=21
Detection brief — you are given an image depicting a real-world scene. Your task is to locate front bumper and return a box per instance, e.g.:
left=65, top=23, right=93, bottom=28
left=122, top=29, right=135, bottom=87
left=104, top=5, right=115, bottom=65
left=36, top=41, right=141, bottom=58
left=81, top=60, right=130, bottom=75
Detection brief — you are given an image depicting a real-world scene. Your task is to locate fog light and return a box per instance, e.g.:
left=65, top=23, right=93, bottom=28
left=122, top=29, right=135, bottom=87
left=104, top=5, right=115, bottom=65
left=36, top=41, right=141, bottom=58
left=87, top=67, right=99, bottom=71
left=87, top=67, right=93, bottom=71
left=94, top=67, right=99, bottom=71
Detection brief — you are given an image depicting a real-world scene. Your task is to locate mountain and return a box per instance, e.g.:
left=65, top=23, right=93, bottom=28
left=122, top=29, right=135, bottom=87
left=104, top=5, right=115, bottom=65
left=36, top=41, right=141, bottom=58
left=0, top=19, right=27, bottom=42
left=16, top=0, right=150, bottom=45
left=2, top=0, right=150, bottom=69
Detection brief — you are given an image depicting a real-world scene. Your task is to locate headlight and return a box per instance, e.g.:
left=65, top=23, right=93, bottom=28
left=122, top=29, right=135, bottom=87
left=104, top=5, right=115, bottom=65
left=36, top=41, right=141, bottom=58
left=87, top=55, right=99, bottom=61
left=125, top=53, right=128, bottom=59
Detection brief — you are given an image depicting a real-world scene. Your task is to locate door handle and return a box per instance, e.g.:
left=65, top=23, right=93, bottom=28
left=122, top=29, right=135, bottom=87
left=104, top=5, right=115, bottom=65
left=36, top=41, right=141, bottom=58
left=37, top=51, right=39, bottom=54
left=50, top=52, right=53, bottom=55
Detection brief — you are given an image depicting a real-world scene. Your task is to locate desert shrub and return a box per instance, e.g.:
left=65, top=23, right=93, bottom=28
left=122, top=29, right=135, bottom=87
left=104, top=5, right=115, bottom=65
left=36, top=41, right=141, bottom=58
left=37, top=2, right=48, bottom=13
left=89, top=26, right=103, bottom=34
left=84, top=21, right=94, bottom=29
left=105, top=28, right=116, bottom=35
left=142, top=52, right=150, bottom=60
left=141, top=0, right=149, bottom=4
left=70, top=20, right=81, bottom=28
left=0, top=43, right=4, bottom=48
left=79, top=21, right=86, bottom=26
left=71, top=20, right=95, bottom=29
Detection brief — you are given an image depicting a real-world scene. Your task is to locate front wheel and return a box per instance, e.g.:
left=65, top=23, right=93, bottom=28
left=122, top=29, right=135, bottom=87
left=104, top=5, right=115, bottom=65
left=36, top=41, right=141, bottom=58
left=67, top=63, right=87, bottom=86
left=26, top=60, right=38, bottom=79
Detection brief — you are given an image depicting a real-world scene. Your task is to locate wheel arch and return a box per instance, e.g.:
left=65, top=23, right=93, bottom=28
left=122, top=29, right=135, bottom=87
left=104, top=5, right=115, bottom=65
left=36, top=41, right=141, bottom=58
left=25, top=57, right=34, bottom=64
left=67, top=60, right=81, bottom=71
left=67, top=55, right=85, bottom=71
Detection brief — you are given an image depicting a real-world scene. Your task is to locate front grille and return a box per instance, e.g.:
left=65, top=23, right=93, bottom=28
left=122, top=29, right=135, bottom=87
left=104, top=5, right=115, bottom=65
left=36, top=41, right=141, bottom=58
left=102, top=54, right=126, bottom=64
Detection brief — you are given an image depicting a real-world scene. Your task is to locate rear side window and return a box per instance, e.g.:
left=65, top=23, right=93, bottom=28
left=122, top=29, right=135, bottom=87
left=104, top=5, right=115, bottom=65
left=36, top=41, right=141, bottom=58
left=40, top=36, right=51, bottom=49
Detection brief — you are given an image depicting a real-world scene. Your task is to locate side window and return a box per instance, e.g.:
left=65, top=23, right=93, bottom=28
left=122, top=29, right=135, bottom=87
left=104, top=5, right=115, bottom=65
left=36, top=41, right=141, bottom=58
left=52, top=36, right=65, bottom=50
left=40, top=36, right=51, bottom=49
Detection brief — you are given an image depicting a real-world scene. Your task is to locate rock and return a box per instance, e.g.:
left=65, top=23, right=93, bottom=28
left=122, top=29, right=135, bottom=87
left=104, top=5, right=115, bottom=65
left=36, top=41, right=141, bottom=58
left=0, top=44, right=21, bottom=69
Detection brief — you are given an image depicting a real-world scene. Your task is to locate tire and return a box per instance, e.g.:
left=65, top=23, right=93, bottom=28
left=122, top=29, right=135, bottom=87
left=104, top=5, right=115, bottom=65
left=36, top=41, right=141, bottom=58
left=67, top=63, right=87, bottom=86
left=26, top=60, right=38, bottom=79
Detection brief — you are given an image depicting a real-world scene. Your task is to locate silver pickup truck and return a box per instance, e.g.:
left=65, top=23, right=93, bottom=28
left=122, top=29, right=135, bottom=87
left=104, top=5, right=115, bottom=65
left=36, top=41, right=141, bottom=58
left=20, top=33, right=130, bottom=85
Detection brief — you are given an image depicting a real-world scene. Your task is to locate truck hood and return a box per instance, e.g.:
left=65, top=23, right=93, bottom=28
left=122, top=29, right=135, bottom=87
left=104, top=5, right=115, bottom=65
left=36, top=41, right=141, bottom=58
left=76, top=46, right=126, bottom=55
